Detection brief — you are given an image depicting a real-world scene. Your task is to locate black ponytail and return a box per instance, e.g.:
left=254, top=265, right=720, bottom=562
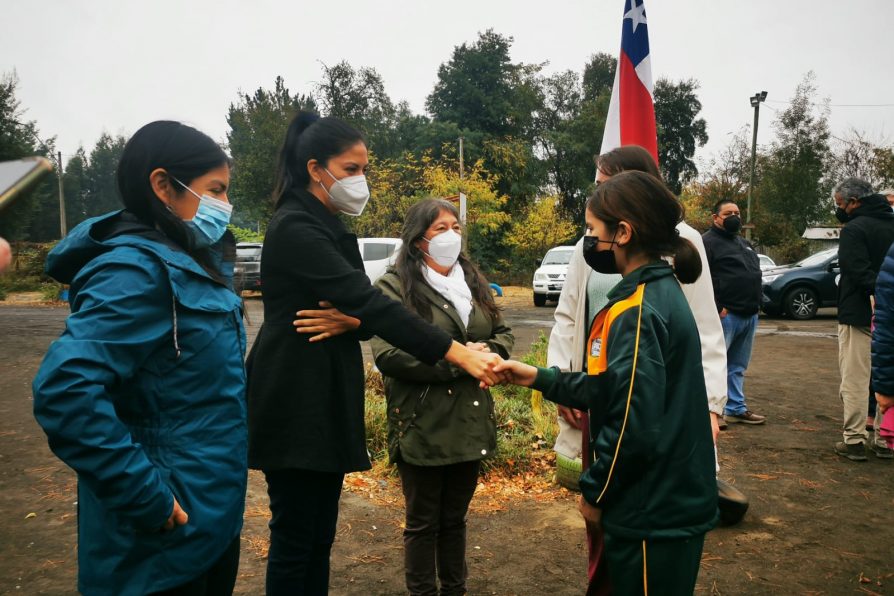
left=671, top=234, right=702, bottom=284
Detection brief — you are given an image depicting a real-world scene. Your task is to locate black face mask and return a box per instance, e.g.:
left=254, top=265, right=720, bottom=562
left=722, top=214, right=742, bottom=234
left=583, top=234, right=619, bottom=274
left=835, top=207, right=850, bottom=224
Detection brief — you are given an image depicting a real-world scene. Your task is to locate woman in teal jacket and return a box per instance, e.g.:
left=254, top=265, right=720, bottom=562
left=32, top=121, right=247, bottom=596
left=496, top=171, right=717, bottom=595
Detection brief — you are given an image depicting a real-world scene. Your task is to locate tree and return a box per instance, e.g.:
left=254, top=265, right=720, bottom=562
left=425, top=30, right=544, bottom=209
left=0, top=71, right=56, bottom=240
left=226, top=76, right=316, bottom=225
left=504, top=196, right=577, bottom=273
left=755, top=72, right=832, bottom=243
left=828, top=129, right=894, bottom=189
left=654, top=78, right=709, bottom=194
left=84, top=133, right=127, bottom=218
left=63, top=147, right=89, bottom=228
left=315, top=61, right=399, bottom=157
left=536, top=69, right=609, bottom=224
left=582, top=53, right=616, bottom=102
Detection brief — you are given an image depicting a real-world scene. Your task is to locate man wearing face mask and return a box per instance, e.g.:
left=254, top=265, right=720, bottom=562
left=832, top=177, right=894, bottom=460
left=703, top=199, right=766, bottom=425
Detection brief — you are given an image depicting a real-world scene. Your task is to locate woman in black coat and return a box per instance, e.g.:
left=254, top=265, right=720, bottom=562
left=246, top=112, right=502, bottom=595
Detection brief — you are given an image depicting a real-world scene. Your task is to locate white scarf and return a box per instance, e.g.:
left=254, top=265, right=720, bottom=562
left=423, top=263, right=473, bottom=327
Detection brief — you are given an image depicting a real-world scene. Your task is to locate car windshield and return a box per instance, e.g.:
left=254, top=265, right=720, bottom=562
left=542, top=250, right=572, bottom=265
left=795, top=248, right=837, bottom=268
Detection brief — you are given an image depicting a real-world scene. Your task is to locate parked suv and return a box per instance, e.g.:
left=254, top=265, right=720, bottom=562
left=234, top=242, right=263, bottom=293
left=532, top=245, right=575, bottom=307
left=761, top=247, right=838, bottom=320
left=358, top=238, right=403, bottom=283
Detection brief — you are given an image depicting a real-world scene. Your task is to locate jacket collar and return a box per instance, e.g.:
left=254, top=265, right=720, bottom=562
left=280, top=187, right=350, bottom=237
left=707, top=224, right=738, bottom=240
left=46, top=210, right=232, bottom=285
left=606, top=261, right=674, bottom=302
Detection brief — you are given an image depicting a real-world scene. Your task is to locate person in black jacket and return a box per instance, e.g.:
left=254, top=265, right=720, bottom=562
left=245, top=112, right=504, bottom=595
left=832, top=177, right=894, bottom=461
left=702, top=199, right=766, bottom=425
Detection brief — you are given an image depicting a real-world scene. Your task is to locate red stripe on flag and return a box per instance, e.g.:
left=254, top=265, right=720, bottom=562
left=617, top=52, right=658, bottom=164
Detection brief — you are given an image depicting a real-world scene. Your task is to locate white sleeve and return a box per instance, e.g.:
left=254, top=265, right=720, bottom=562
left=677, top=222, right=728, bottom=414
left=548, top=237, right=586, bottom=371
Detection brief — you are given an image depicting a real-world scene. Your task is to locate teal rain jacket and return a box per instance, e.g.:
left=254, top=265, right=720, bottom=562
left=32, top=211, right=247, bottom=595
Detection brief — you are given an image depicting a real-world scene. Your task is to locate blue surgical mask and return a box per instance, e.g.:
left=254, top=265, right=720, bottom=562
left=173, top=177, right=233, bottom=248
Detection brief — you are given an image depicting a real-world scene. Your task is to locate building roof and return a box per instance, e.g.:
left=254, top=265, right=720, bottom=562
left=802, top=227, right=841, bottom=240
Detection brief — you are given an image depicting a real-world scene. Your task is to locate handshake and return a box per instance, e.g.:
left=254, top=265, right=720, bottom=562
left=447, top=341, right=538, bottom=389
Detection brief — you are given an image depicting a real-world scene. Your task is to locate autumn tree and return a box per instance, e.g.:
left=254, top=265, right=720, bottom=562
left=226, top=76, right=316, bottom=225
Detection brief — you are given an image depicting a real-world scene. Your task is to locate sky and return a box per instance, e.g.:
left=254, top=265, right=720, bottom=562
left=3, top=0, right=893, bottom=172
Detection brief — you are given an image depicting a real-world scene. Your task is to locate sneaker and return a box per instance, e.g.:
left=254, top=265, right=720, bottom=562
left=834, top=441, right=868, bottom=462
left=718, top=419, right=728, bottom=431
left=724, top=411, right=766, bottom=425
left=870, top=443, right=894, bottom=459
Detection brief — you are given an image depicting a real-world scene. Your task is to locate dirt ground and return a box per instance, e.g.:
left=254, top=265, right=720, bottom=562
left=1, top=295, right=893, bottom=595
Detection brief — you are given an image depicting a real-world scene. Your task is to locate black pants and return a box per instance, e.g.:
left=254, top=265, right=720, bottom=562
left=263, top=468, right=344, bottom=596
left=603, top=533, right=706, bottom=595
left=149, top=535, right=241, bottom=596
left=397, top=460, right=481, bottom=596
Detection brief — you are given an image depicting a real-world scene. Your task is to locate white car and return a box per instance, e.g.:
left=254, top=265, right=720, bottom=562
left=532, top=245, right=575, bottom=307
left=357, top=238, right=403, bottom=283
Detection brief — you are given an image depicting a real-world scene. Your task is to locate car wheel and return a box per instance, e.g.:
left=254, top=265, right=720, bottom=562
left=533, top=293, right=546, bottom=307
left=785, top=287, right=818, bottom=320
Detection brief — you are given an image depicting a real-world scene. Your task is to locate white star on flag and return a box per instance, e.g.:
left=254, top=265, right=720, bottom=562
left=624, top=0, right=647, bottom=33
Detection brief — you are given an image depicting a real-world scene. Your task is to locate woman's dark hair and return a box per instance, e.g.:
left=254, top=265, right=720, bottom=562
left=273, top=111, right=365, bottom=207
left=586, top=171, right=701, bottom=284
left=596, top=145, right=661, bottom=179
left=117, top=120, right=231, bottom=277
left=394, top=198, right=500, bottom=320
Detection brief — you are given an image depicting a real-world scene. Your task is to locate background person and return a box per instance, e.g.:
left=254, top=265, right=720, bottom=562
left=702, top=199, right=766, bottom=425
left=496, top=171, right=717, bottom=594
left=833, top=177, right=894, bottom=460
left=246, top=112, right=503, bottom=595
left=370, top=198, right=514, bottom=596
left=0, top=236, right=11, bottom=272
left=32, top=121, right=247, bottom=595
left=872, top=241, right=894, bottom=443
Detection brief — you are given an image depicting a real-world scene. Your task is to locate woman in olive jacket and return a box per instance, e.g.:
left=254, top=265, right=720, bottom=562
left=370, top=198, right=514, bottom=596
left=246, top=114, right=502, bottom=595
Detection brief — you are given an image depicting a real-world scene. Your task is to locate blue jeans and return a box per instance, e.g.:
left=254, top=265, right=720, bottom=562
left=721, top=312, right=758, bottom=416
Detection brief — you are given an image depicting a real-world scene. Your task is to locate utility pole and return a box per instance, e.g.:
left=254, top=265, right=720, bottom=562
left=746, top=91, right=767, bottom=241
left=458, top=137, right=467, bottom=251
left=57, top=151, right=67, bottom=238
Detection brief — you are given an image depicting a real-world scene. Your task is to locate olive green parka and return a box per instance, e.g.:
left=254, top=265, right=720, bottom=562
left=371, top=268, right=514, bottom=466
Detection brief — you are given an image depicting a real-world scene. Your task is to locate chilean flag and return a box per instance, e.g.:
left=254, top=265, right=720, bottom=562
left=600, top=0, right=658, bottom=164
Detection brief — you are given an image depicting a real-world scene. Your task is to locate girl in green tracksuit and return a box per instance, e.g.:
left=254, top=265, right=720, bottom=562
left=495, top=171, right=718, bottom=595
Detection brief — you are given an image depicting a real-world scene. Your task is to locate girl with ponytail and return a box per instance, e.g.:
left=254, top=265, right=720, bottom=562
left=494, top=170, right=718, bottom=594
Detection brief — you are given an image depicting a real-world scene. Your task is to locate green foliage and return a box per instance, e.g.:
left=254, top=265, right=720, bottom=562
left=226, top=76, right=316, bottom=225
left=654, top=78, right=709, bottom=194
left=84, top=133, right=128, bottom=218
left=504, top=196, right=577, bottom=276
left=755, top=72, right=832, bottom=243
left=0, top=71, right=58, bottom=241
left=227, top=225, right=264, bottom=243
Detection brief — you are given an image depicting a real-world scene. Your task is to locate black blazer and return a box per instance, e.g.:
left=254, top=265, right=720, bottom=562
left=838, top=197, right=894, bottom=327
left=246, top=188, right=452, bottom=473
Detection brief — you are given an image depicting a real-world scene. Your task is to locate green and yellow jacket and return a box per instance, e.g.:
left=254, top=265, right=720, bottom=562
left=371, top=269, right=514, bottom=466
left=534, top=262, right=718, bottom=540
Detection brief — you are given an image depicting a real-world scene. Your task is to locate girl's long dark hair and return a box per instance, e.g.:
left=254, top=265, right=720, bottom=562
left=117, top=120, right=231, bottom=278
left=586, top=171, right=701, bottom=284
left=272, top=111, right=365, bottom=207
left=394, top=199, right=500, bottom=321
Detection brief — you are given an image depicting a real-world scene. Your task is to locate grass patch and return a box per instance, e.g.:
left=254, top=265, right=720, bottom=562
left=364, top=332, right=559, bottom=478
